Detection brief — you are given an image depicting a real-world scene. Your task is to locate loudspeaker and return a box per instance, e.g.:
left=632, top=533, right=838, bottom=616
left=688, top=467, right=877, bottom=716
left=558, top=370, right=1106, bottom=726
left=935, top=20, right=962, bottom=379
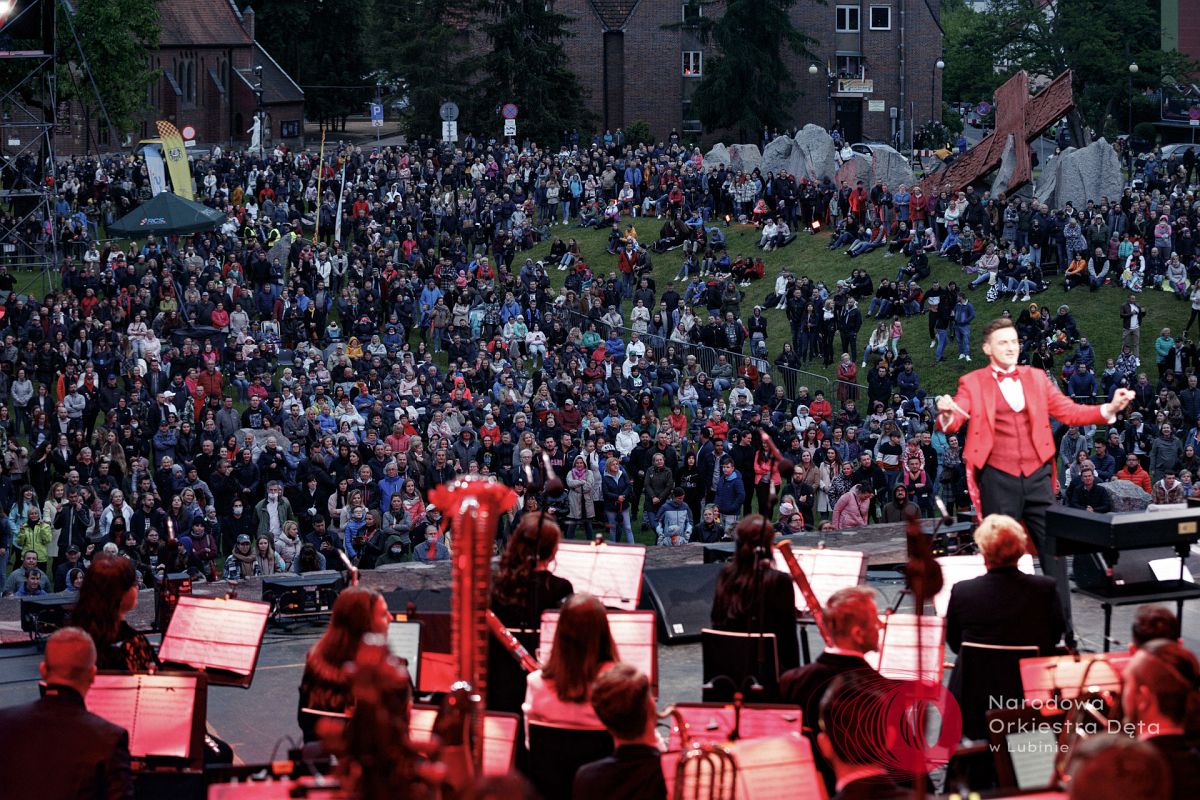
left=639, top=562, right=723, bottom=643
left=262, top=570, right=344, bottom=619
left=20, top=591, right=75, bottom=634
left=1072, top=548, right=1185, bottom=592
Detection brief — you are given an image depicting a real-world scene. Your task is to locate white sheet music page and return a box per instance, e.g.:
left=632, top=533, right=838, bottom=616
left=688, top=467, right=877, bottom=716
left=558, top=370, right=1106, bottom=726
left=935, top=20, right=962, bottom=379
left=772, top=548, right=865, bottom=613
left=865, top=614, right=946, bottom=683
left=158, top=596, right=269, bottom=675
left=665, top=705, right=803, bottom=749
left=408, top=706, right=517, bottom=776
left=86, top=674, right=197, bottom=759
left=933, top=554, right=1035, bottom=617
left=539, top=610, right=657, bottom=689
left=551, top=540, right=646, bottom=611
left=1006, top=729, right=1059, bottom=789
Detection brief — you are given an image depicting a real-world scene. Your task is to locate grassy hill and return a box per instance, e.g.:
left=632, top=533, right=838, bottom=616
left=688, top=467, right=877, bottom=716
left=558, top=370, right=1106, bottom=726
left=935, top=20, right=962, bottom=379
left=523, top=219, right=1184, bottom=395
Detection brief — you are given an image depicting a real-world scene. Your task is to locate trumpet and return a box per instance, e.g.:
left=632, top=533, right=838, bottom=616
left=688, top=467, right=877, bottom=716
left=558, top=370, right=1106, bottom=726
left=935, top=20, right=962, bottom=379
left=659, top=705, right=740, bottom=800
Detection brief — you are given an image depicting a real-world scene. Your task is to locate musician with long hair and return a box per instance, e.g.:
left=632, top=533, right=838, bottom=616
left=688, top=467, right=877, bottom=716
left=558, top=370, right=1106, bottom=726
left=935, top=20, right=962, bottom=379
left=488, top=511, right=574, bottom=714
left=523, top=593, right=618, bottom=738
left=710, top=515, right=800, bottom=672
left=71, top=554, right=159, bottom=672
left=297, top=586, right=392, bottom=742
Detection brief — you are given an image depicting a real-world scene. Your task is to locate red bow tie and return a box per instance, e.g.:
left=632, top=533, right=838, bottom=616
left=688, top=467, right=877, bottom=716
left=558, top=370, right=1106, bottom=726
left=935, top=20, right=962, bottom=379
left=993, top=368, right=1018, bottom=382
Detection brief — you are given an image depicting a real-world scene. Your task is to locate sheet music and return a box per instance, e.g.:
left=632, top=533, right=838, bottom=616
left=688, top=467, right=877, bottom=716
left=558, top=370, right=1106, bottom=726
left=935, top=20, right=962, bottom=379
left=408, top=706, right=518, bottom=776
left=158, top=596, right=269, bottom=676
left=551, top=540, right=646, bottom=611
left=86, top=674, right=197, bottom=759
left=934, top=554, right=1035, bottom=617
left=1149, top=557, right=1194, bottom=582
left=1006, top=729, right=1059, bottom=789
left=1019, top=652, right=1130, bottom=702
left=771, top=547, right=865, bottom=613
left=538, top=611, right=657, bottom=691
left=665, top=735, right=823, bottom=800
left=665, top=704, right=803, bottom=749
left=865, top=614, right=946, bottom=683
left=386, top=621, right=421, bottom=686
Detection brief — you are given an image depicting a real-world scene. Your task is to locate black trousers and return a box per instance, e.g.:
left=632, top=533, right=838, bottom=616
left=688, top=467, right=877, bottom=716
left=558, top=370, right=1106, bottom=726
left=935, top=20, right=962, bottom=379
left=977, top=463, right=1074, bottom=636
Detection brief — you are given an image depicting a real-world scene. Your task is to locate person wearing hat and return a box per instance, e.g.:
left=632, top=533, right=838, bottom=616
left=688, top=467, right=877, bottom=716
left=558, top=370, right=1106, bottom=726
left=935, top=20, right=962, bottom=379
left=224, top=534, right=260, bottom=580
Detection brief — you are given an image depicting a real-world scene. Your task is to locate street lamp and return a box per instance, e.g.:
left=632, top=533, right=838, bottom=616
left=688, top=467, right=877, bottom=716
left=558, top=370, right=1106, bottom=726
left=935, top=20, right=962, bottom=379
left=933, top=58, right=945, bottom=128
left=810, top=63, right=833, bottom=130
left=1128, top=62, right=1139, bottom=137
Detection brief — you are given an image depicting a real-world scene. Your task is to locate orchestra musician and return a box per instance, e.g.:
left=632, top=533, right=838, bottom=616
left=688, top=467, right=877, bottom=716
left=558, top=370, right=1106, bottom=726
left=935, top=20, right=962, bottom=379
left=0, top=628, right=134, bottom=800
left=1121, top=639, right=1200, bottom=800
left=488, top=512, right=574, bottom=714
left=522, top=593, right=617, bottom=741
left=297, top=587, right=392, bottom=743
left=71, top=555, right=159, bottom=672
left=935, top=317, right=1134, bottom=640
left=573, top=664, right=666, bottom=800
left=779, top=586, right=884, bottom=794
left=710, top=515, right=801, bottom=673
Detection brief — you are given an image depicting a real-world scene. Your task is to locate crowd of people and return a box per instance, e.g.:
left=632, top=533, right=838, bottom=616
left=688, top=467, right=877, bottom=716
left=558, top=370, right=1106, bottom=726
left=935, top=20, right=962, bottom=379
left=3, top=126, right=1200, bottom=602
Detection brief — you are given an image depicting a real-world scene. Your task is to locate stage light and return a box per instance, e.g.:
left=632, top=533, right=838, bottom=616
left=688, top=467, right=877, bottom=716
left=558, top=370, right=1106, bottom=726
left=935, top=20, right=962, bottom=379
left=810, top=220, right=821, bottom=232
left=724, top=213, right=731, bottom=228
left=0, top=1, right=14, bottom=20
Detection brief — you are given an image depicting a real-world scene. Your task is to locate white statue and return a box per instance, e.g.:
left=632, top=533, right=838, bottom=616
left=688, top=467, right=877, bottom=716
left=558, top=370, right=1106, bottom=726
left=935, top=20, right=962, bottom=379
left=248, top=115, right=263, bottom=154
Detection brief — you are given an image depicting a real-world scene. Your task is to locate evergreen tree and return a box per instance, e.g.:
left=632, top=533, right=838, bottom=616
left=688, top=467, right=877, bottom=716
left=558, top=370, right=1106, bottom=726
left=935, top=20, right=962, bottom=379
left=471, top=0, right=592, bottom=144
left=370, top=0, right=468, bottom=139
left=685, top=0, right=816, bottom=141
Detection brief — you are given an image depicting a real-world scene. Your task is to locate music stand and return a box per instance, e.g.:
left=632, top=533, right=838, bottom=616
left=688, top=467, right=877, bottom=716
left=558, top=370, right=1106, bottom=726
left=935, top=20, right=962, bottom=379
left=986, top=707, right=1068, bottom=791
left=933, top=554, right=1035, bottom=617
left=85, top=671, right=208, bottom=771
left=539, top=609, right=658, bottom=696
left=772, top=547, right=865, bottom=662
left=663, top=734, right=825, bottom=800
left=408, top=704, right=520, bottom=776
left=385, top=620, right=422, bottom=688
left=701, top=629, right=779, bottom=703
left=157, top=596, right=270, bottom=688
left=1018, top=652, right=1130, bottom=704
left=664, top=703, right=803, bottom=749
left=550, top=540, right=646, bottom=610
left=865, top=614, right=947, bottom=683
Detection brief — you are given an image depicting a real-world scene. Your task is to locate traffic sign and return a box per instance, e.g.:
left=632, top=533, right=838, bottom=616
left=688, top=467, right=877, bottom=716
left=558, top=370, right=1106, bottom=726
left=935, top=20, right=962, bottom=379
left=504, top=118, right=517, bottom=137
left=975, top=101, right=992, bottom=116
left=501, top=103, right=519, bottom=120
left=369, top=103, right=384, bottom=127
left=440, top=101, right=459, bottom=122
left=442, top=120, right=459, bottom=142
left=1189, top=106, right=1200, bottom=121
left=180, top=125, right=196, bottom=140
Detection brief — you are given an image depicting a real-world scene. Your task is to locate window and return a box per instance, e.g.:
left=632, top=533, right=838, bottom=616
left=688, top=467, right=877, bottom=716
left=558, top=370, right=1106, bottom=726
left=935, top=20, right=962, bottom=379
left=682, top=51, right=702, bottom=78
left=836, top=55, right=865, bottom=79
left=682, top=1, right=702, bottom=22
left=869, top=6, right=891, bottom=30
left=836, top=5, right=860, bottom=33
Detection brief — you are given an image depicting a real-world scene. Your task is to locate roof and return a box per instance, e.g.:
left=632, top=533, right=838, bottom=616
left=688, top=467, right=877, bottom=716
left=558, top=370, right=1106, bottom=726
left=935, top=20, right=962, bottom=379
left=588, top=0, right=641, bottom=30
left=234, top=43, right=304, bottom=105
left=158, top=0, right=253, bottom=47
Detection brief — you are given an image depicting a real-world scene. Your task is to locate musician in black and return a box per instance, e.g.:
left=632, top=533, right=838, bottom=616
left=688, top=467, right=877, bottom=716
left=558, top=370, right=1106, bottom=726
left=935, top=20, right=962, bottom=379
left=488, top=512, right=574, bottom=714
left=573, top=664, right=666, bottom=800
left=1121, top=638, right=1200, bottom=800
left=709, top=515, right=800, bottom=675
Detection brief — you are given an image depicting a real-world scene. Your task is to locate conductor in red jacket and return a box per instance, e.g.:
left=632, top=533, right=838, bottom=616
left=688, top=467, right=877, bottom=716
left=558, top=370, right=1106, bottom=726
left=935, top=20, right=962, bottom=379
left=935, top=318, right=1135, bottom=637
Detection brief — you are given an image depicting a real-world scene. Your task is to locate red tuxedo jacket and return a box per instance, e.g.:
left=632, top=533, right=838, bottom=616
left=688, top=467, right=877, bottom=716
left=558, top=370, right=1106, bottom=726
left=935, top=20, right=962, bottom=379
left=936, top=365, right=1109, bottom=512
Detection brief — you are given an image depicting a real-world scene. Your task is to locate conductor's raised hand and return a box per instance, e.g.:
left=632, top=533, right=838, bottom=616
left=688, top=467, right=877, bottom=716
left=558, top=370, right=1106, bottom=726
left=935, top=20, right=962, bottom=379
left=1109, top=387, right=1136, bottom=413
left=936, top=394, right=969, bottom=426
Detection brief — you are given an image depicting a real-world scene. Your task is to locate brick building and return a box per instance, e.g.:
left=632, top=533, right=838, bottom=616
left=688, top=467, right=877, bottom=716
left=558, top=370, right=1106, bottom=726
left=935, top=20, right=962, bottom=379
left=57, top=0, right=304, bottom=156
left=557, top=0, right=942, bottom=145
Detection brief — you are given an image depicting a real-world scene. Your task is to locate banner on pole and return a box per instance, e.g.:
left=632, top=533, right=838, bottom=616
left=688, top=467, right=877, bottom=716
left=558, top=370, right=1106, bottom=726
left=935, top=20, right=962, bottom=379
left=155, top=120, right=194, bottom=201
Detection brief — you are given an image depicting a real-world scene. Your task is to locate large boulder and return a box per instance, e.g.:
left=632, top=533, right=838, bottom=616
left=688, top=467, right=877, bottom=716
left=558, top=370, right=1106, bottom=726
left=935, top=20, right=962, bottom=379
left=1101, top=479, right=1151, bottom=512
left=1034, top=138, right=1124, bottom=210
left=761, top=135, right=806, bottom=179
left=728, top=143, right=762, bottom=174
left=703, top=142, right=730, bottom=169
left=867, top=144, right=917, bottom=189
left=793, top=124, right=839, bottom=183
left=835, top=152, right=872, bottom=187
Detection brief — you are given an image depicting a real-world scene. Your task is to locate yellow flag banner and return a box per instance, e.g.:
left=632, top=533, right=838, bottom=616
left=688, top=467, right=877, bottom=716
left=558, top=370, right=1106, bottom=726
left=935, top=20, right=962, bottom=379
left=155, top=120, right=194, bottom=201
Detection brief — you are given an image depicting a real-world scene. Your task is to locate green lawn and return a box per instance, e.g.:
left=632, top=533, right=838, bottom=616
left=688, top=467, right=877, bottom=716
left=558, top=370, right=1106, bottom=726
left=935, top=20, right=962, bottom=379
left=523, top=219, right=1185, bottom=395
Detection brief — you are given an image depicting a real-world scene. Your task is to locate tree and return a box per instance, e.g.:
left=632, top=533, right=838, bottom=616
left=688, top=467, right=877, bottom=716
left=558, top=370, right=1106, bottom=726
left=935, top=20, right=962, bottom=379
left=941, top=1, right=1001, bottom=108
left=471, top=0, right=593, bottom=144
left=962, top=0, right=1197, bottom=145
left=681, top=0, right=816, bottom=141
left=255, top=0, right=371, bottom=130
left=370, top=0, right=469, bottom=139
left=64, top=0, right=160, bottom=135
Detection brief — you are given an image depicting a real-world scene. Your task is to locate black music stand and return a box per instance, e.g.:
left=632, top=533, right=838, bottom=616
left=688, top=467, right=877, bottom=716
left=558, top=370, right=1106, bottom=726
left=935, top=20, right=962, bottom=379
left=701, top=628, right=780, bottom=702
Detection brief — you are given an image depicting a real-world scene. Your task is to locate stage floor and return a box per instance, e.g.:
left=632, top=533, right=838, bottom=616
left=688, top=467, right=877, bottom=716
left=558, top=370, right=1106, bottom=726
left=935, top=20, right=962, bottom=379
left=0, top=538, right=1197, bottom=763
